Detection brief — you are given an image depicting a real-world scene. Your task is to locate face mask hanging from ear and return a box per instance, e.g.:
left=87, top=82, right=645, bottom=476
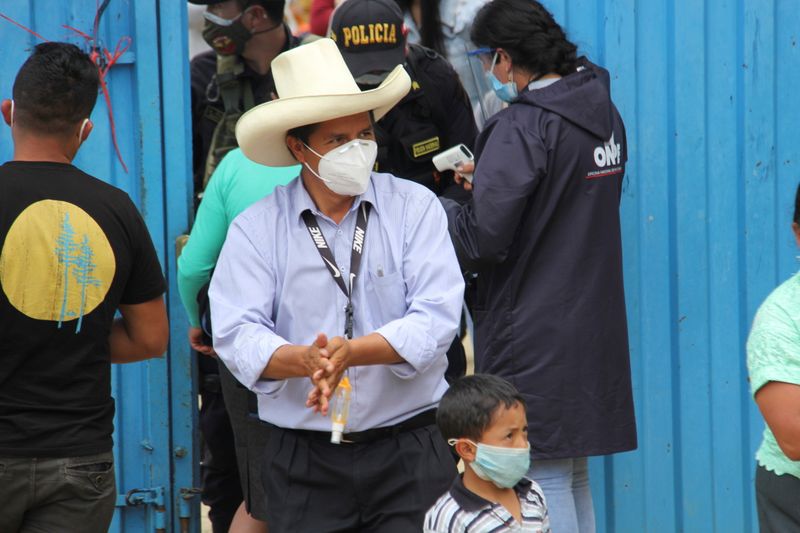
left=9, top=99, right=15, bottom=127
left=449, top=438, right=531, bottom=489
left=485, top=52, right=518, bottom=103
left=78, top=118, right=90, bottom=145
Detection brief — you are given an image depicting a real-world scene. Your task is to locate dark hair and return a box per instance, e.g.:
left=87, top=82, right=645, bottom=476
left=240, top=0, right=285, bottom=24
left=286, top=123, right=320, bottom=145
left=437, top=374, right=526, bottom=442
left=12, top=42, right=99, bottom=135
left=286, top=112, right=376, bottom=145
left=471, top=0, right=578, bottom=78
left=795, top=182, right=800, bottom=225
left=394, top=0, right=446, bottom=57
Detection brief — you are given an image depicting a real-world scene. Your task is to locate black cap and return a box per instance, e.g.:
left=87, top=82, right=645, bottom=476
left=329, top=0, right=406, bottom=85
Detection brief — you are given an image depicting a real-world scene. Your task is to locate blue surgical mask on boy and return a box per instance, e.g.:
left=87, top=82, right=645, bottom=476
left=450, top=439, right=531, bottom=489
left=485, top=52, right=518, bottom=103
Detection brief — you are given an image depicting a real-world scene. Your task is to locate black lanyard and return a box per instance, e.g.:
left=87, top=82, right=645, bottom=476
left=301, top=202, right=371, bottom=339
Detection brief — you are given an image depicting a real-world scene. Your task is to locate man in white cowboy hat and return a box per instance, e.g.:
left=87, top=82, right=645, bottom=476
left=208, top=38, right=465, bottom=532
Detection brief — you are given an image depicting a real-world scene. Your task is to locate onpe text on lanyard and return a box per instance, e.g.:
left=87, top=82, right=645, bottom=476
left=301, top=202, right=371, bottom=339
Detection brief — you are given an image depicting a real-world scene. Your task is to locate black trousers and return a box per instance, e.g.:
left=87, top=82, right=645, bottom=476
left=198, top=355, right=243, bottom=533
left=262, top=423, right=457, bottom=533
left=218, top=362, right=271, bottom=521
left=756, top=464, right=800, bottom=532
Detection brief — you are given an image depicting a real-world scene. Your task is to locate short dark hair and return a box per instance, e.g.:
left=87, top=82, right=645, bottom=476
left=471, top=0, right=578, bottom=78
left=286, top=113, right=376, bottom=146
left=12, top=42, right=99, bottom=135
left=240, top=0, right=285, bottom=24
left=286, top=123, right=320, bottom=145
left=437, top=374, right=526, bottom=442
left=795, top=182, right=800, bottom=225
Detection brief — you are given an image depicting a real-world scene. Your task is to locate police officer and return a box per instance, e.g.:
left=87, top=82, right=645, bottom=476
left=330, top=0, right=478, bottom=202
left=330, top=0, right=478, bottom=382
left=191, top=0, right=302, bottom=200
left=187, top=1, right=300, bottom=532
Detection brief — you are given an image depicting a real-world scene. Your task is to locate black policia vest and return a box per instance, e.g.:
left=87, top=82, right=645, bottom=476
left=374, top=44, right=446, bottom=192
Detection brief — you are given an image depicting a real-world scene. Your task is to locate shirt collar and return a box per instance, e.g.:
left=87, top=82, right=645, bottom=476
left=291, top=174, right=377, bottom=223
left=449, top=474, right=534, bottom=512
left=528, top=77, right=562, bottom=91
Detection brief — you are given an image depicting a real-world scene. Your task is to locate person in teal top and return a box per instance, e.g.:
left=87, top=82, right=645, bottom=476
left=177, top=147, right=298, bottom=532
left=178, top=148, right=299, bottom=333
left=746, top=182, right=800, bottom=533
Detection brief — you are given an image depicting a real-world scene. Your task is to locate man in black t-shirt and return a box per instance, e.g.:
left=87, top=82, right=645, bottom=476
left=0, top=43, right=168, bottom=533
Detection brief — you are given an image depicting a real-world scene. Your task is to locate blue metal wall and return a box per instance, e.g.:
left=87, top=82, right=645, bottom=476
left=539, top=0, right=800, bottom=531
left=0, top=1, right=197, bottom=531
left=3, top=0, right=798, bottom=531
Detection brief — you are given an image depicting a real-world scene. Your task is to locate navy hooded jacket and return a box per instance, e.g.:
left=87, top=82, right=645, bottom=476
left=444, top=59, right=637, bottom=459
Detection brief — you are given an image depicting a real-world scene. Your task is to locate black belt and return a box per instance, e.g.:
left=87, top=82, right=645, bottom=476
left=279, top=408, right=437, bottom=445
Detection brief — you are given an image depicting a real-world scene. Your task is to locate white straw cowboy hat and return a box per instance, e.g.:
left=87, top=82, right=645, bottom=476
left=236, top=38, right=411, bottom=167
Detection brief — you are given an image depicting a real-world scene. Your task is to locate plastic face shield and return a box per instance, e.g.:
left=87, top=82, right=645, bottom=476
left=466, top=47, right=506, bottom=127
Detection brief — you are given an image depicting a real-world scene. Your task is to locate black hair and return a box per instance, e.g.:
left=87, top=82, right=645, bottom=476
left=437, top=374, right=526, bottom=442
left=471, top=0, right=578, bottom=78
left=795, top=182, right=800, bottom=225
left=286, top=123, right=320, bottom=145
left=240, top=0, right=285, bottom=24
left=286, top=112, right=377, bottom=146
left=394, top=0, right=446, bottom=57
left=12, top=42, right=99, bottom=135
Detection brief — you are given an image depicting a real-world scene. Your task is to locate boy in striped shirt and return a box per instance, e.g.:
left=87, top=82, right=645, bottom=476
left=425, top=375, right=550, bottom=532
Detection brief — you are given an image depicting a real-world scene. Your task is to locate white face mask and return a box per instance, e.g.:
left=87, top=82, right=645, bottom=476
left=303, top=139, right=377, bottom=197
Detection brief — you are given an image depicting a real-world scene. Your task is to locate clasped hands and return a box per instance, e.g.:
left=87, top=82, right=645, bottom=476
left=303, top=333, right=350, bottom=416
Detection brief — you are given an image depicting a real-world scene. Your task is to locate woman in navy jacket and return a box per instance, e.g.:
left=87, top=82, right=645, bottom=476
left=442, top=1, right=637, bottom=531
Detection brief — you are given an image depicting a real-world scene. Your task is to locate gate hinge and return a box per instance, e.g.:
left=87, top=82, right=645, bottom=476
left=125, top=486, right=167, bottom=532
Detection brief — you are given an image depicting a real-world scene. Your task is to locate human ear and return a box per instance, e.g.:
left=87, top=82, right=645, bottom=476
left=1, top=99, right=12, bottom=126
left=79, top=119, right=93, bottom=142
left=286, top=135, right=306, bottom=164
left=792, top=222, right=800, bottom=248
left=455, top=440, right=477, bottom=463
left=246, top=5, right=267, bottom=29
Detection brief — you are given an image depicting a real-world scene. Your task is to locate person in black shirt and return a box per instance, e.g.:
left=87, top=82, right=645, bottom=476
left=190, top=0, right=300, bottom=200
left=0, top=42, right=168, bottom=533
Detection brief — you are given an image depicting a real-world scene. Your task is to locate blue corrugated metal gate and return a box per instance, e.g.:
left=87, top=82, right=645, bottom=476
left=543, top=0, right=799, bottom=531
left=3, top=0, right=798, bottom=531
left=0, top=1, right=197, bottom=531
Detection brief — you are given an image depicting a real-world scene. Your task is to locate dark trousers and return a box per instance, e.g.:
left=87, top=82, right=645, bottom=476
left=262, top=423, right=457, bottom=533
left=756, top=464, right=800, bottom=532
left=198, top=355, right=243, bottom=533
left=0, top=451, right=115, bottom=533
left=218, top=362, right=271, bottom=521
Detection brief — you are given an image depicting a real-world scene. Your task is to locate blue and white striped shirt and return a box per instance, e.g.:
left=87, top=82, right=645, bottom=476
left=425, top=475, right=550, bottom=533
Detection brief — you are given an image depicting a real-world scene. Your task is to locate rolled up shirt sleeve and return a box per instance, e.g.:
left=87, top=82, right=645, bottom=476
left=376, top=193, right=465, bottom=378
left=209, top=213, right=290, bottom=395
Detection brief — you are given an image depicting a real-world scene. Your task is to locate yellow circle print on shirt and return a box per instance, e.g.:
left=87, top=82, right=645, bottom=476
left=0, top=200, right=115, bottom=332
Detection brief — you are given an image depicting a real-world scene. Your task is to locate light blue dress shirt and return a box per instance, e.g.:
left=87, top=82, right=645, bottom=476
left=209, top=173, right=465, bottom=432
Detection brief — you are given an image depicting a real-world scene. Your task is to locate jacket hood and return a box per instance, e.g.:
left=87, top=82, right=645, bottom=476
left=516, top=57, right=616, bottom=140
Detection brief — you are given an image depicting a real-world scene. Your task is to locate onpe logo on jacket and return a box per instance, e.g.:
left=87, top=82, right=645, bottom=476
left=587, top=133, right=624, bottom=179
